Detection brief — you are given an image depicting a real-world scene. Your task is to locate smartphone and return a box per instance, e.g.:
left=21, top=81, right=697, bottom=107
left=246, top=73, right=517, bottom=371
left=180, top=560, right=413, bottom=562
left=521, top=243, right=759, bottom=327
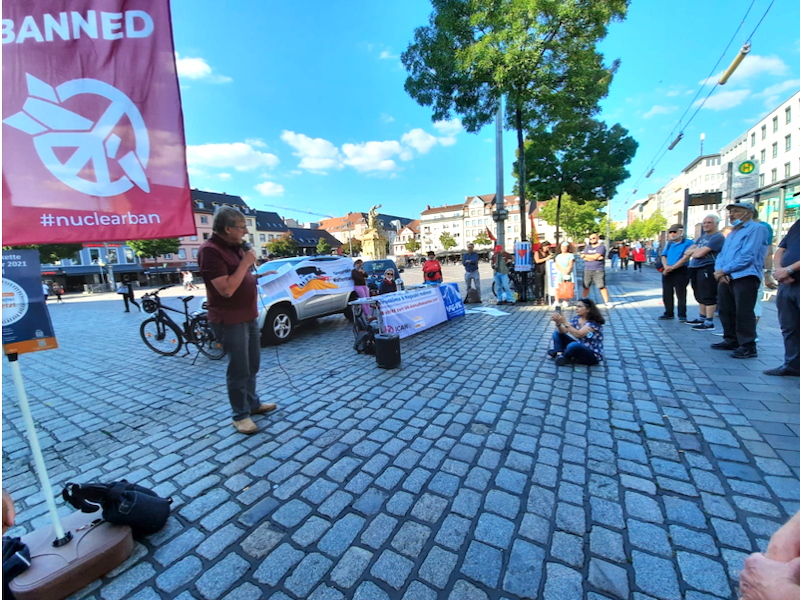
left=555, top=305, right=562, bottom=314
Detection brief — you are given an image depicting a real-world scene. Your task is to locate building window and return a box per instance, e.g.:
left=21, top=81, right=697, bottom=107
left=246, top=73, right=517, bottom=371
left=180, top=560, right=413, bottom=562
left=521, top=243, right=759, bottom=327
left=178, top=249, right=186, bottom=259
left=200, top=216, right=208, bottom=224
left=786, top=162, right=791, bottom=178
left=89, top=248, right=100, bottom=263
left=773, top=116, right=778, bottom=133
left=192, top=248, right=199, bottom=258
left=786, top=107, right=792, bottom=125
left=247, top=219, right=254, bottom=227
left=786, top=134, right=792, bottom=152
left=268, top=234, right=274, bottom=241
left=203, top=232, right=209, bottom=240
left=772, top=142, right=778, bottom=158
left=106, top=248, right=118, bottom=264
left=190, top=235, right=197, bottom=241
left=124, top=248, right=135, bottom=263
left=164, top=253, right=172, bottom=260
left=759, top=173, right=765, bottom=187
left=771, top=168, right=777, bottom=183
left=761, top=149, right=766, bottom=164
left=71, top=251, right=82, bottom=266
left=761, top=125, right=767, bottom=140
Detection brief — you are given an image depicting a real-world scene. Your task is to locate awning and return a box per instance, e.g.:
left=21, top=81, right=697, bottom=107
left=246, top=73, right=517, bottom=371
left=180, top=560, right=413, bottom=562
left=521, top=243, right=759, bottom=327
left=144, top=267, right=181, bottom=274
left=47, top=264, right=143, bottom=276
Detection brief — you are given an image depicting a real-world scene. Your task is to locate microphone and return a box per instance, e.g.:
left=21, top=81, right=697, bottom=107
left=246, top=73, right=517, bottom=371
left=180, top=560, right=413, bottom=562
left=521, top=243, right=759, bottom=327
left=241, top=241, right=253, bottom=252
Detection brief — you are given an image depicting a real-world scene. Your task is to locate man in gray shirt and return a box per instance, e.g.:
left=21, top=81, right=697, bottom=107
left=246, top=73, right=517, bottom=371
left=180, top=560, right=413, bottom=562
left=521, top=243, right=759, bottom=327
left=685, top=214, right=725, bottom=330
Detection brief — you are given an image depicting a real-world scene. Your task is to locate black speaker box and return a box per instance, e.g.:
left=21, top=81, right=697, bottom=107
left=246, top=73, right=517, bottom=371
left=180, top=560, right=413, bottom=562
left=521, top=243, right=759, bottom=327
left=375, top=333, right=401, bottom=369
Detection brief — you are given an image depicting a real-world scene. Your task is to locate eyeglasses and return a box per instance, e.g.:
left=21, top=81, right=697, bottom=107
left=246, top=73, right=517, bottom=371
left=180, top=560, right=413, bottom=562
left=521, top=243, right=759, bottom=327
left=230, top=225, right=248, bottom=231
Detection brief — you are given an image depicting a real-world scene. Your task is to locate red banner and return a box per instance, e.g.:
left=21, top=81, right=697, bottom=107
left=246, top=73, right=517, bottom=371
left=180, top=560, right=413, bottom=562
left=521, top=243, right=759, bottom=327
left=2, top=1, right=195, bottom=245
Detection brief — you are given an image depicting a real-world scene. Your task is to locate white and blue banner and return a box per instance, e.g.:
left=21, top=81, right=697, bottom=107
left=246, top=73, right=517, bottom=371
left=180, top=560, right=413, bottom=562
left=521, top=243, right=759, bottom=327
left=514, top=241, right=532, bottom=272
left=438, top=283, right=466, bottom=320
left=377, top=287, right=448, bottom=339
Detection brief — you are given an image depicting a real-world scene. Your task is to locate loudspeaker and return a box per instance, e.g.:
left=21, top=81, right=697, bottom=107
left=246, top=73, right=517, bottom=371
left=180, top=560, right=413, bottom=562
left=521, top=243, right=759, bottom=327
left=374, top=333, right=401, bottom=369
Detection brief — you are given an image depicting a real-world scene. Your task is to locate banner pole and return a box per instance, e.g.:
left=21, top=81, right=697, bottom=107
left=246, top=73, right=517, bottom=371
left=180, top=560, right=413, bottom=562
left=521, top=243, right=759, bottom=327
left=7, top=353, right=71, bottom=546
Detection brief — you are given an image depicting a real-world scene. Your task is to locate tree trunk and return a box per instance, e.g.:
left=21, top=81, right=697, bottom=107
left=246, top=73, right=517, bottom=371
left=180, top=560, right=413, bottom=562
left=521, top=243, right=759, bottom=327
left=555, top=192, right=563, bottom=247
left=516, top=106, right=527, bottom=243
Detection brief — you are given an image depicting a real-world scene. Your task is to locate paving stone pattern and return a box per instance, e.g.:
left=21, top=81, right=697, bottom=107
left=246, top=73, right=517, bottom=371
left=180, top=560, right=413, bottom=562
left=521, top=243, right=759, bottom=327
left=2, top=265, right=799, bottom=599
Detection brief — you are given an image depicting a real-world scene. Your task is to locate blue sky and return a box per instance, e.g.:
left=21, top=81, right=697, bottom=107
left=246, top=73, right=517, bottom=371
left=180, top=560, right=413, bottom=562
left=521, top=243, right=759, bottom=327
left=172, top=0, right=800, bottom=222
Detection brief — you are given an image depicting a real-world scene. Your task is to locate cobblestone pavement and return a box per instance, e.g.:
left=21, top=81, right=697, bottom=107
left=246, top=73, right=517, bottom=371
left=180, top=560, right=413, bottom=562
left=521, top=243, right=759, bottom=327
left=2, top=264, right=799, bottom=600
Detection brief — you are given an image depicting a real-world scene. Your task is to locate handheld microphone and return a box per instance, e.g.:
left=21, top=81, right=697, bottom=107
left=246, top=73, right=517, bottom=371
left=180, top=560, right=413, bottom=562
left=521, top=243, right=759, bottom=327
left=241, top=241, right=253, bottom=252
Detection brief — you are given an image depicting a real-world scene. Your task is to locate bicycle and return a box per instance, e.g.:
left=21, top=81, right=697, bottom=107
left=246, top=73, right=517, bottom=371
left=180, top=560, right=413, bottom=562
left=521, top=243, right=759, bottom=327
left=139, top=286, right=225, bottom=360
left=492, top=267, right=536, bottom=300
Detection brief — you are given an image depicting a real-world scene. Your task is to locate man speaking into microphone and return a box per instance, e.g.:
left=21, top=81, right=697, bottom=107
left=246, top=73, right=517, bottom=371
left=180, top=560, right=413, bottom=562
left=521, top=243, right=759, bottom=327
left=198, top=207, right=278, bottom=435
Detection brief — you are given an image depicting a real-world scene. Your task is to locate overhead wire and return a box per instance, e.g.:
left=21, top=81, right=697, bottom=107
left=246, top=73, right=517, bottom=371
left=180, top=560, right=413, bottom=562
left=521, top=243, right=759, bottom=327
left=615, top=0, right=766, bottom=213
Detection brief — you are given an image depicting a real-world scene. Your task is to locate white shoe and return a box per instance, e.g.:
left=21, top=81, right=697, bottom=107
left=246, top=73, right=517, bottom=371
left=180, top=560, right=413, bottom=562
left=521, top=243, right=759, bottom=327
left=605, top=301, right=614, bottom=309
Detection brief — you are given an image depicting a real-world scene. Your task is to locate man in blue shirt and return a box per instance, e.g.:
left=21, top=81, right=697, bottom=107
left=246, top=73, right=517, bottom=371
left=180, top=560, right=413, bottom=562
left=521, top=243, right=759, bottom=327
left=712, top=201, right=768, bottom=358
left=462, top=243, right=480, bottom=298
left=658, top=224, right=693, bottom=321
left=766, top=218, right=800, bottom=376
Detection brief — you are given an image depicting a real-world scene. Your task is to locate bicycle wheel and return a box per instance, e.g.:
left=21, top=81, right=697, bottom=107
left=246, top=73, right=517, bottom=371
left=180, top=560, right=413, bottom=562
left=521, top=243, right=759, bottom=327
left=140, top=316, right=183, bottom=356
left=191, top=315, right=226, bottom=360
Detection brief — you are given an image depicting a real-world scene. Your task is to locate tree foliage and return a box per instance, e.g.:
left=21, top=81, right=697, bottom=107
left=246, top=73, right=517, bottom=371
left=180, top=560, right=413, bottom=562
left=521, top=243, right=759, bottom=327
left=348, top=238, right=363, bottom=255
left=405, top=238, right=421, bottom=253
left=266, top=232, right=299, bottom=257
left=402, top=0, right=629, bottom=241
left=126, top=238, right=181, bottom=260
left=472, top=230, right=492, bottom=246
left=316, top=238, right=332, bottom=255
left=538, top=195, right=604, bottom=241
left=439, top=231, right=457, bottom=250
left=626, top=210, right=667, bottom=240
left=3, top=243, right=84, bottom=264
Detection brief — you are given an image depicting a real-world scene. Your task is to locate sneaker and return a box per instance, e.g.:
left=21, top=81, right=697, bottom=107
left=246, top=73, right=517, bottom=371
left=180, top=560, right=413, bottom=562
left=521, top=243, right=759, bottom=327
left=605, top=301, right=614, bottom=309
left=711, top=331, right=724, bottom=337
left=547, top=349, right=559, bottom=358
left=731, top=347, right=758, bottom=359
left=658, top=314, right=674, bottom=320
left=711, top=342, right=738, bottom=351
left=555, top=356, right=568, bottom=367
left=764, top=365, right=800, bottom=377
left=253, top=403, right=277, bottom=415
left=685, top=318, right=705, bottom=325
left=692, top=322, right=715, bottom=331
left=233, top=418, right=257, bottom=435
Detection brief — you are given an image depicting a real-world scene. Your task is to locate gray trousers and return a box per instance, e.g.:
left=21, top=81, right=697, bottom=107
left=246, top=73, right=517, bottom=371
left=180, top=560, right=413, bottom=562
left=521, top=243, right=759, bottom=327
left=465, top=270, right=480, bottom=291
left=214, top=319, right=262, bottom=421
left=777, top=283, right=800, bottom=370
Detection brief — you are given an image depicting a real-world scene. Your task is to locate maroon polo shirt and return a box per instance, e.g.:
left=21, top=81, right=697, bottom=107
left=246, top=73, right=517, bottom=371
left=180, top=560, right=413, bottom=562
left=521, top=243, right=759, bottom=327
left=198, top=234, right=258, bottom=324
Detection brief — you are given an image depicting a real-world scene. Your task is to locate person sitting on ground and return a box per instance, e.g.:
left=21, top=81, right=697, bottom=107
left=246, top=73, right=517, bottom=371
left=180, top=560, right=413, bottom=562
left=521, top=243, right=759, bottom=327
left=549, top=297, right=605, bottom=366
left=379, top=269, right=397, bottom=294
left=422, top=251, right=443, bottom=284
left=739, top=510, right=800, bottom=599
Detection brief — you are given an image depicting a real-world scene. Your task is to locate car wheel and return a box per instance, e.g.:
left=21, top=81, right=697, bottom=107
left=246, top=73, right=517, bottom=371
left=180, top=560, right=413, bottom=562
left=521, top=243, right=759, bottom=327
left=343, top=293, right=359, bottom=321
left=262, top=305, right=294, bottom=345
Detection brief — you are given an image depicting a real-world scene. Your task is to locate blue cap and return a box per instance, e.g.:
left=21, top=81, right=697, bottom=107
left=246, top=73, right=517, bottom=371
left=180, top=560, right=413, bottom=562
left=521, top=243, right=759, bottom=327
left=726, top=201, right=755, bottom=212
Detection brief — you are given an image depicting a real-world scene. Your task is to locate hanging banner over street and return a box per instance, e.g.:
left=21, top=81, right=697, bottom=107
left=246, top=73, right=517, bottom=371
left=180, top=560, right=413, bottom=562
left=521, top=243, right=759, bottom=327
left=2, top=1, right=195, bottom=245
left=2, top=250, right=58, bottom=355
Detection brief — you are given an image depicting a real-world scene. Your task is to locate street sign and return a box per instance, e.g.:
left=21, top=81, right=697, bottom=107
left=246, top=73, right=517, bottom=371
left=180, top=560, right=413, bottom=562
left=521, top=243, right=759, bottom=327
left=688, top=191, right=722, bottom=206
left=514, top=242, right=532, bottom=272
left=732, top=158, right=760, bottom=199
left=2, top=250, right=58, bottom=355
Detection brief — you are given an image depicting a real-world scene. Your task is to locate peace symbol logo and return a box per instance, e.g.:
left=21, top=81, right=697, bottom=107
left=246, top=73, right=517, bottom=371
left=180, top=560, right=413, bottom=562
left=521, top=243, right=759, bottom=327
left=3, top=73, right=150, bottom=197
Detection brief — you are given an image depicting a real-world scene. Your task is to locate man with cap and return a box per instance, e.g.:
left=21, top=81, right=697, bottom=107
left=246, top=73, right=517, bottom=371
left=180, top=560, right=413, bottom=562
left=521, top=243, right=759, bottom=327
left=765, top=217, right=800, bottom=376
left=492, top=244, right=514, bottom=305
left=712, top=201, right=768, bottom=359
left=658, top=224, right=694, bottom=321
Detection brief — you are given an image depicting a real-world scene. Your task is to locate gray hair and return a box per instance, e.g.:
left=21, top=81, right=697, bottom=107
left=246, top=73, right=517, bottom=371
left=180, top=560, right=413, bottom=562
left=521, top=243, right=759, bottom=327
left=212, top=206, right=245, bottom=234
left=704, top=214, right=720, bottom=225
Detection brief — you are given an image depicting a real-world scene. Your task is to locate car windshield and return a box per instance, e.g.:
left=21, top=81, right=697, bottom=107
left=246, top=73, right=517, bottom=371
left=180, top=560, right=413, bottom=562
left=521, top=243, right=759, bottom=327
left=256, top=258, right=302, bottom=274
left=363, top=261, right=396, bottom=275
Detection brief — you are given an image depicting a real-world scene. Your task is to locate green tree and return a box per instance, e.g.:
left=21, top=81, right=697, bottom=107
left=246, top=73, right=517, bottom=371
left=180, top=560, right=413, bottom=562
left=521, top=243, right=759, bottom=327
left=126, top=238, right=181, bottom=260
left=348, top=238, right=363, bottom=255
left=644, top=210, right=667, bottom=238
left=472, top=230, right=492, bottom=246
left=515, top=117, right=637, bottom=244
left=627, top=218, right=646, bottom=241
left=538, top=194, right=604, bottom=241
left=598, top=216, right=623, bottom=242
left=316, top=237, right=332, bottom=255
left=439, top=231, right=457, bottom=250
left=3, top=243, right=84, bottom=264
left=266, top=232, right=299, bottom=257
left=405, top=238, right=421, bottom=253
left=402, top=0, right=629, bottom=242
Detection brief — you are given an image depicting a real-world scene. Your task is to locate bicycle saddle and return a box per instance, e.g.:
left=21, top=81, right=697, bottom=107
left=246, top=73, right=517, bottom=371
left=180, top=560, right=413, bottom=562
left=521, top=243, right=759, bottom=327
left=179, top=296, right=194, bottom=303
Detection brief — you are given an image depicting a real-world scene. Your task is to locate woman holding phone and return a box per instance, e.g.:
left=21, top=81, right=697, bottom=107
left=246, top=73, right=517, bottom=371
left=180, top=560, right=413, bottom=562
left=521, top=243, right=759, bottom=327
left=549, top=298, right=605, bottom=366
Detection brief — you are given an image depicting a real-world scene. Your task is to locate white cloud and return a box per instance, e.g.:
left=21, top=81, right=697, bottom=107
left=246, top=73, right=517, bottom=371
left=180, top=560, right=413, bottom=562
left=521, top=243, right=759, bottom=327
left=643, top=105, right=678, bottom=119
left=245, top=138, right=267, bottom=147
left=187, top=142, right=279, bottom=171
left=280, top=131, right=343, bottom=173
left=699, top=54, right=788, bottom=86
left=218, top=173, right=232, bottom=180
left=379, top=48, right=399, bottom=60
left=754, top=78, right=800, bottom=98
left=694, top=89, right=751, bottom=111
left=401, top=129, right=439, bottom=154
left=255, top=181, right=285, bottom=197
left=174, top=53, right=232, bottom=84
left=290, top=170, right=303, bottom=176
left=666, top=90, right=681, bottom=97
left=342, top=141, right=408, bottom=172
left=380, top=113, right=395, bottom=123
left=433, top=119, right=463, bottom=136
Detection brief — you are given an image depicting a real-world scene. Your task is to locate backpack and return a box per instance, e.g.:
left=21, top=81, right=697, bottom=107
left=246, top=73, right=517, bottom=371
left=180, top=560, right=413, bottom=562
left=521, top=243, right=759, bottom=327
left=465, top=288, right=481, bottom=304
left=62, top=481, right=171, bottom=536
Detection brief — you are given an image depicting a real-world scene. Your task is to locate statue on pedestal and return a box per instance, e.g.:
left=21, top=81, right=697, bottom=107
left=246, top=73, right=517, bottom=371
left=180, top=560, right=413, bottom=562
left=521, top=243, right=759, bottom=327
left=362, top=204, right=387, bottom=260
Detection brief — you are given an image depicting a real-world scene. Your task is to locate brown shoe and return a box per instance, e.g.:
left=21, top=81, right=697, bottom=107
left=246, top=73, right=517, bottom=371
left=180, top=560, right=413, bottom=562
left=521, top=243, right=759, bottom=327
left=232, top=417, right=257, bottom=435
left=252, top=403, right=277, bottom=415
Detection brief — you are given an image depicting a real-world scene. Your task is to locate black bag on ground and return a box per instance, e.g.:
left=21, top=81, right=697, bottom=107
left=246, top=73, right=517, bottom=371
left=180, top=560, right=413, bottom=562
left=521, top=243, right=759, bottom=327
left=62, top=481, right=171, bottom=536
left=3, top=536, right=31, bottom=599
left=464, top=288, right=481, bottom=304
